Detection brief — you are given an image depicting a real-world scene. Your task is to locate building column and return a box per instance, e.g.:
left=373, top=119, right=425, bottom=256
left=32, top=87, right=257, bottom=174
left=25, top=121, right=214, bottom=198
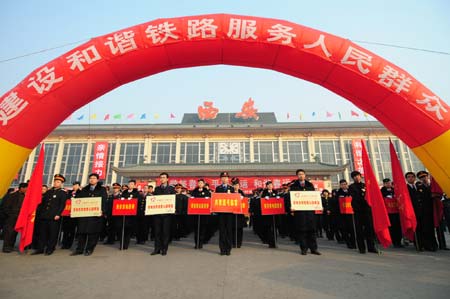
left=249, top=135, right=255, bottom=163
left=24, top=148, right=37, bottom=181
left=339, top=136, right=350, bottom=182
left=277, top=135, right=284, bottom=163
left=368, top=136, right=380, bottom=183
left=53, top=137, right=65, bottom=175
left=81, top=139, right=93, bottom=184
left=397, top=140, right=409, bottom=171
left=204, top=136, right=210, bottom=163
left=111, top=138, right=121, bottom=183
left=175, top=135, right=181, bottom=164
left=307, top=134, right=315, bottom=162
left=144, top=135, right=150, bottom=163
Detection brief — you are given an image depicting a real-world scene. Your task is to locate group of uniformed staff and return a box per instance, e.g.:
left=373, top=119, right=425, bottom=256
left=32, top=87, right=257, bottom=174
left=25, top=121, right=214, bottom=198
left=1, top=168, right=448, bottom=256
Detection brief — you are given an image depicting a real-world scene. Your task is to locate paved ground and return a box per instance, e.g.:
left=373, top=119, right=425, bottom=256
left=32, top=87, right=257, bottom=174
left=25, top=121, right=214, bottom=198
left=1, top=229, right=449, bottom=299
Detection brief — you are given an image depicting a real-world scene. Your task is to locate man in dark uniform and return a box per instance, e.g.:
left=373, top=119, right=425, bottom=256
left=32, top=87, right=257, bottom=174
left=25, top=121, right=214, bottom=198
left=0, top=183, right=27, bottom=253
left=349, top=171, right=377, bottom=254
left=215, top=172, right=234, bottom=256
left=61, top=181, right=80, bottom=249
left=288, top=169, right=321, bottom=255
left=151, top=172, right=176, bottom=256
left=380, top=178, right=403, bottom=248
left=334, top=179, right=356, bottom=249
left=71, top=173, right=107, bottom=256
left=32, top=174, right=67, bottom=255
left=118, top=179, right=140, bottom=250
left=261, top=181, right=277, bottom=248
left=191, top=179, right=211, bottom=249
left=136, top=184, right=151, bottom=245
left=231, top=177, right=246, bottom=248
left=249, top=188, right=264, bottom=243
left=172, top=184, right=188, bottom=241
left=104, top=182, right=121, bottom=245
left=415, top=171, right=438, bottom=251
left=321, top=189, right=335, bottom=240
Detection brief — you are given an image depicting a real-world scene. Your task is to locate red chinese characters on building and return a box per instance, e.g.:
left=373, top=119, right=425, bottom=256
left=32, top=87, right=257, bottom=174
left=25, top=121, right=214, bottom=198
left=198, top=101, right=219, bottom=120
left=352, top=139, right=365, bottom=176
left=235, top=98, right=259, bottom=120
left=91, top=142, right=109, bottom=179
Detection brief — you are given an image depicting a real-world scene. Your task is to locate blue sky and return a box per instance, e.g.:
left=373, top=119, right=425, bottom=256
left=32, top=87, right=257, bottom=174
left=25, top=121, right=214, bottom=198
left=0, top=0, right=449, bottom=124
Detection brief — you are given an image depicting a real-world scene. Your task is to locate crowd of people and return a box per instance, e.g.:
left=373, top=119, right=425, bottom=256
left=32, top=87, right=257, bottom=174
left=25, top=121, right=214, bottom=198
left=1, top=169, right=449, bottom=257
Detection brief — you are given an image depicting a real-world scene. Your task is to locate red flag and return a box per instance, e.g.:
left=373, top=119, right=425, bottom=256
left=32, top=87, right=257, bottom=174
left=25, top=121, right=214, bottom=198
left=170, top=113, right=176, bottom=119
left=430, top=176, right=444, bottom=228
left=361, top=140, right=392, bottom=248
left=104, top=114, right=110, bottom=120
left=351, top=110, right=360, bottom=117
left=326, top=111, right=333, bottom=118
left=389, top=140, right=417, bottom=240
left=15, top=144, right=45, bottom=252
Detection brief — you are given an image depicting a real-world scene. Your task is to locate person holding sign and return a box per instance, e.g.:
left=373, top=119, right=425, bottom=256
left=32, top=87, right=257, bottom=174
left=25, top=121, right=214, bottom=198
left=32, top=174, right=67, bottom=256
left=71, top=173, right=107, bottom=256
left=349, top=171, right=377, bottom=254
left=215, top=172, right=234, bottom=256
left=334, top=179, right=356, bottom=249
left=190, top=179, right=211, bottom=249
left=150, top=172, right=176, bottom=256
left=381, top=178, right=403, bottom=248
left=105, top=183, right=121, bottom=245
left=231, top=178, right=246, bottom=249
left=119, top=180, right=141, bottom=250
left=61, top=181, right=80, bottom=249
left=288, top=169, right=321, bottom=255
left=261, top=181, right=277, bottom=248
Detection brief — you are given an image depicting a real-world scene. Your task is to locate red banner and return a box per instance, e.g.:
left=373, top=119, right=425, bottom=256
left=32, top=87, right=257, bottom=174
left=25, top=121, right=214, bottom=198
left=384, top=197, right=399, bottom=214
left=61, top=199, right=71, bottom=216
left=238, top=198, right=249, bottom=216
left=211, top=193, right=242, bottom=213
left=352, top=139, right=364, bottom=176
left=91, top=141, right=108, bottom=179
left=112, top=199, right=138, bottom=216
left=339, top=196, right=354, bottom=214
left=260, top=197, right=285, bottom=215
left=315, top=210, right=323, bottom=215
left=188, top=198, right=211, bottom=215
left=141, top=176, right=326, bottom=194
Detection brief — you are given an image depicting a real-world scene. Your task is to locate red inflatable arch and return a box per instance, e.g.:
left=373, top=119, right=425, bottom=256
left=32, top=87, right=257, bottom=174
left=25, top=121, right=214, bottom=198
left=1, top=14, right=449, bottom=194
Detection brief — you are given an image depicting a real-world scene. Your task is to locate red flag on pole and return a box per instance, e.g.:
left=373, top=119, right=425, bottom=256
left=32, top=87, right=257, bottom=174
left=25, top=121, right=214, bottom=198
left=15, top=144, right=45, bottom=252
left=430, top=176, right=444, bottom=228
left=389, top=140, right=417, bottom=240
left=361, top=140, right=392, bottom=248
left=351, top=110, right=360, bottom=117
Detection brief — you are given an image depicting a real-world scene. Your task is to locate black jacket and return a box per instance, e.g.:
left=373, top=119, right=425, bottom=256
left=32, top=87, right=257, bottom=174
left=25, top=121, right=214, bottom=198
left=37, top=187, right=67, bottom=220
left=215, top=184, right=233, bottom=194
left=76, top=183, right=108, bottom=234
left=349, top=182, right=371, bottom=213
left=289, top=179, right=316, bottom=231
left=0, top=191, right=25, bottom=226
left=191, top=188, right=211, bottom=198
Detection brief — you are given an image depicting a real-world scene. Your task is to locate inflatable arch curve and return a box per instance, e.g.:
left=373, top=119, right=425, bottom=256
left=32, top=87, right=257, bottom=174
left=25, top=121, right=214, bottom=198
left=1, top=14, right=449, bottom=194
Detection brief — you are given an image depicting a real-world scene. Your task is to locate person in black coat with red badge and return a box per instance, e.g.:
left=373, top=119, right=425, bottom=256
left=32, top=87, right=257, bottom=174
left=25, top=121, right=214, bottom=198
left=71, top=173, right=107, bottom=256
left=215, top=172, right=234, bottom=256
left=288, top=169, right=321, bottom=255
left=32, top=174, right=67, bottom=256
